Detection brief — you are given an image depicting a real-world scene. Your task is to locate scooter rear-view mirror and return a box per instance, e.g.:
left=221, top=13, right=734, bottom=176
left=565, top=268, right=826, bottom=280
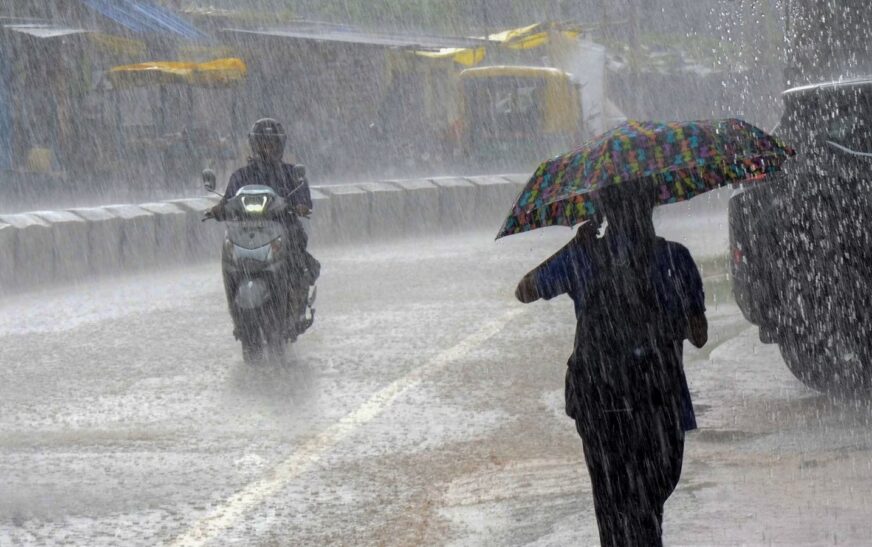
left=202, top=169, right=217, bottom=192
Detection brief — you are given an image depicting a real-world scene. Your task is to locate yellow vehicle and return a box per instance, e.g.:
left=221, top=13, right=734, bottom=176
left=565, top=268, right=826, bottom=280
left=457, top=65, right=584, bottom=167
left=99, top=58, right=246, bottom=187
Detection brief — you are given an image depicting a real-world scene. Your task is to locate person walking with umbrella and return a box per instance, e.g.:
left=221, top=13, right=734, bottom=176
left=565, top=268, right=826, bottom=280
left=501, top=119, right=794, bottom=546
left=516, top=182, right=706, bottom=545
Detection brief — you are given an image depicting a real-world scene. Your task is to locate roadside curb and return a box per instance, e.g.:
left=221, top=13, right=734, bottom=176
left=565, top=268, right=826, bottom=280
left=0, top=173, right=729, bottom=293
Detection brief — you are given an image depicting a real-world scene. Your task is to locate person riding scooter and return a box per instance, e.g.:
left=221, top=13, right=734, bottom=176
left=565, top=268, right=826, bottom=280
left=209, top=118, right=320, bottom=340
left=211, top=118, right=320, bottom=284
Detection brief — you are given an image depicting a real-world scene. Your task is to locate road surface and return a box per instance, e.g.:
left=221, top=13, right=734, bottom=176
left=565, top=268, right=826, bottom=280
left=2, top=220, right=871, bottom=546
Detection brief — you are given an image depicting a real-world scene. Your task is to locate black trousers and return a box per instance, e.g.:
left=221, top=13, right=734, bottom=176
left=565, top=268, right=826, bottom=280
left=285, top=220, right=320, bottom=284
left=574, top=407, right=684, bottom=547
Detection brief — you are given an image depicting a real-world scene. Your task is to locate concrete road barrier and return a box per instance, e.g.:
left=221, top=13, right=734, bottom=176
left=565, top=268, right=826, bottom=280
left=0, top=221, right=13, bottom=293
left=102, top=205, right=158, bottom=271
left=357, top=182, right=406, bottom=239
left=31, top=210, right=91, bottom=283
left=390, top=179, right=440, bottom=235
left=140, top=202, right=189, bottom=263
left=0, top=213, right=54, bottom=287
left=465, top=175, right=521, bottom=229
left=429, top=177, right=480, bottom=232
left=320, top=185, right=370, bottom=243
left=3, top=173, right=550, bottom=292
left=307, top=187, right=334, bottom=249
left=68, top=206, right=125, bottom=275
left=499, top=173, right=529, bottom=186
left=165, top=197, right=222, bottom=259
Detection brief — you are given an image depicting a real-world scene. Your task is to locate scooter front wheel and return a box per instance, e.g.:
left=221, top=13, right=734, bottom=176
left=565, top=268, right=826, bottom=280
left=240, top=329, right=264, bottom=364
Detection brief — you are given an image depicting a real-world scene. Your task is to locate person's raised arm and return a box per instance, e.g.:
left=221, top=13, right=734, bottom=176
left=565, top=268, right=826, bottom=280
left=515, top=271, right=541, bottom=303
left=687, top=313, right=708, bottom=348
left=515, top=222, right=596, bottom=305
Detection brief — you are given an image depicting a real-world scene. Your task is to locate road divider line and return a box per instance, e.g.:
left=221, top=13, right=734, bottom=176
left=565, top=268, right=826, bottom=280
left=166, top=307, right=526, bottom=547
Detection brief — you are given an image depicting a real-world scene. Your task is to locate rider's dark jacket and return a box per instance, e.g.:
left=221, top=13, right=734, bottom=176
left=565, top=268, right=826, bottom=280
left=223, top=160, right=313, bottom=210
left=222, top=159, right=319, bottom=284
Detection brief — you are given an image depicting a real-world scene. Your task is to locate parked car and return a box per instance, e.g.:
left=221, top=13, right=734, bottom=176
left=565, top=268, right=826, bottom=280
left=729, top=77, right=872, bottom=394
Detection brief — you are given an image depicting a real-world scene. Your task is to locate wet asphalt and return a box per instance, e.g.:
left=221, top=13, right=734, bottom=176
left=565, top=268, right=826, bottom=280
left=1, top=221, right=872, bottom=546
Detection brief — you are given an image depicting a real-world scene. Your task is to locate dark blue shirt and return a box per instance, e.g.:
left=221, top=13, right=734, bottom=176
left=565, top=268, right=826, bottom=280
left=535, top=236, right=704, bottom=430
left=535, top=237, right=705, bottom=321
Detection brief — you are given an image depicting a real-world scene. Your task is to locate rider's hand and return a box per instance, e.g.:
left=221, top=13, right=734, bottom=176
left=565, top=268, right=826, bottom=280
left=207, top=203, right=224, bottom=220
left=295, top=204, right=311, bottom=218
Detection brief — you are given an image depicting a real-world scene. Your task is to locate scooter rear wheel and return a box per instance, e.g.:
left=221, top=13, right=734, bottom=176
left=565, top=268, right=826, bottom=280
left=265, top=329, right=287, bottom=363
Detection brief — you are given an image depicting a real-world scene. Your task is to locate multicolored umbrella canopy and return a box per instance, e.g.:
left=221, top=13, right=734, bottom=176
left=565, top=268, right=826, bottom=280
left=496, top=118, right=795, bottom=239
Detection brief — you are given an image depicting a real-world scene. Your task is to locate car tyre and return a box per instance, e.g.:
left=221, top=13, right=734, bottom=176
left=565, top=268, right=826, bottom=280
left=779, top=335, right=872, bottom=396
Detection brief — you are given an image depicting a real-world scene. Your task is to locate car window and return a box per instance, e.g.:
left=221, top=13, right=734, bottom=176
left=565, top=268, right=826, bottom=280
left=824, top=89, right=872, bottom=153
left=464, top=77, right=546, bottom=136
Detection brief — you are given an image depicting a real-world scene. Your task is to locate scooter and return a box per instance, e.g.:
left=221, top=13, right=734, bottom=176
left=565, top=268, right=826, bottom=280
left=202, top=169, right=316, bottom=363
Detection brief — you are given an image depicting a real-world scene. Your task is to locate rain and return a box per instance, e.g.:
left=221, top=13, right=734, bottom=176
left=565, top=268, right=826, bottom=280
left=1, top=1, right=871, bottom=545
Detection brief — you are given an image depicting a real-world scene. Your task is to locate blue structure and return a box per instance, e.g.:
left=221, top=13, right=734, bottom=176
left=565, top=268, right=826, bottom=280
left=80, top=0, right=207, bottom=41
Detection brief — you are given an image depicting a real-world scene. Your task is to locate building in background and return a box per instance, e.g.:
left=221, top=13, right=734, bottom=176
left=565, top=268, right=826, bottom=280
left=11, top=0, right=757, bottom=200
left=0, top=21, right=93, bottom=190
left=0, top=0, right=219, bottom=200
left=213, top=20, right=486, bottom=180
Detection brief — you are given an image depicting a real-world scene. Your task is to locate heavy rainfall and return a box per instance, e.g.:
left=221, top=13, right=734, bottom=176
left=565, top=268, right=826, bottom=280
left=0, top=0, right=871, bottom=545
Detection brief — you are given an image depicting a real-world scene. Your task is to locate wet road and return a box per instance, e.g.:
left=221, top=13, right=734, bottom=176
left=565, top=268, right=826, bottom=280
left=2, top=222, right=872, bottom=546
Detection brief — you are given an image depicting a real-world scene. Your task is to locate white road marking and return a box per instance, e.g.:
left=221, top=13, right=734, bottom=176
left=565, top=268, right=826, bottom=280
left=167, top=307, right=526, bottom=547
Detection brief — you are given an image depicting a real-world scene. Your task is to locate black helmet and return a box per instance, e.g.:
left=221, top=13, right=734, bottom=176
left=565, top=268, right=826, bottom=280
left=249, top=118, right=287, bottom=162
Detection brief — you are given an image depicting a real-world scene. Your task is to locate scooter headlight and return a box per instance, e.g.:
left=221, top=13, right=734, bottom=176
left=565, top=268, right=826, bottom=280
left=242, top=195, right=269, bottom=214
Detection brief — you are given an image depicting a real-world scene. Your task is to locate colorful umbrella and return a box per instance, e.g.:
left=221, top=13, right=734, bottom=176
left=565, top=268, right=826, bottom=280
left=496, top=118, right=795, bottom=239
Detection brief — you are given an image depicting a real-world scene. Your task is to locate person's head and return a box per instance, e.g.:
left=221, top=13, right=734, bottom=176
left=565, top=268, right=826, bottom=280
left=594, top=182, right=656, bottom=236
left=589, top=183, right=658, bottom=267
left=249, top=118, right=287, bottom=163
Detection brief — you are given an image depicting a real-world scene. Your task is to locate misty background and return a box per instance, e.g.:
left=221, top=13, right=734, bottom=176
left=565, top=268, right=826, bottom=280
left=3, top=1, right=870, bottom=213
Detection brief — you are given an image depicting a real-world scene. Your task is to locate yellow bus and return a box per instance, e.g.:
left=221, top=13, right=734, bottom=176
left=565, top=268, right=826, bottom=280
left=458, top=65, right=583, bottom=167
